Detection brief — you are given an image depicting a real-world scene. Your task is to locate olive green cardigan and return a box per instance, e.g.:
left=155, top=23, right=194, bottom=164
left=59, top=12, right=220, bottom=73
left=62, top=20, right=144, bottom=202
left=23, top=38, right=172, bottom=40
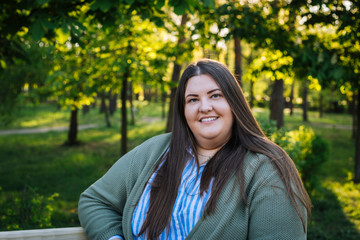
left=78, top=133, right=307, bottom=240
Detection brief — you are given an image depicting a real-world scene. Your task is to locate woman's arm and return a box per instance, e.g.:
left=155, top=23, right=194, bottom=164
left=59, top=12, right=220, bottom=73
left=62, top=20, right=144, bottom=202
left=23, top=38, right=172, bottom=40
left=78, top=147, right=138, bottom=240
left=78, top=133, right=171, bottom=240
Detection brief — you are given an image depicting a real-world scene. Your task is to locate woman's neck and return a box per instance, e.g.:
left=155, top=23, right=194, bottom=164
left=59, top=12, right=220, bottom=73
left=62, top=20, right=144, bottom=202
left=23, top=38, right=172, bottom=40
left=196, top=145, right=222, bottom=165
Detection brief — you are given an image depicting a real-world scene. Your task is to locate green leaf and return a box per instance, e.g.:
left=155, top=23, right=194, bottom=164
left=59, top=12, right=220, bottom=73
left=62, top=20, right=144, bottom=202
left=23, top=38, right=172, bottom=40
left=156, top=0, right=165, bottom=9
left=333, top=68, right=344, bottom=80
left=90, top=0, right=112, bottom=12
left=42, top=20, right=56, bottom=30
left=31, top=21, right=45, bottom=42
left=36, top=0, right=50, bottom=5
left=173, top=1, right=188, bottom=15
left=203, top=0, right=215, bottom=8
left=125, top=0, right=135, bottom=4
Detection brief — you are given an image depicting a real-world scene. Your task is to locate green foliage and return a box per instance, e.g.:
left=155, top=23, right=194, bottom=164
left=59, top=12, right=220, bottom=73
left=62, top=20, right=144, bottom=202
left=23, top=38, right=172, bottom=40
left=259, top=118, right=330, bottom=193
left=302, top=135, right=330, bottom=191
left=0, top=186, right=58, bottom=230
left=256, top=115, right=277, bottom=137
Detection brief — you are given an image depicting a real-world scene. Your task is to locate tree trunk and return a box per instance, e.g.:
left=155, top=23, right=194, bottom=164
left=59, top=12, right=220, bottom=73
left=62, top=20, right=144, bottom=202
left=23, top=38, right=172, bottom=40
left=104, top=104, right=111, bottom=128
left=354, top=91, right=360, bottom=183
left=109, top=93, right=117, bottom=115
left=100, top=92, right=111, bottom=127
left=162, top=90, right=167, bottom=120
left=82, top=104, right=90, bottom=115
left=352, top=92, right=357, bottom=139
left=319, top=90, right=323, bottom=118
left=270, top=79, right=284, bottom=129
left=100, top=93, right=106, bottom=113
left=166, top=14, right=188, bottom=132
left=67, top=107, right=78, bottom=146
left=225, top=40, right=230, bottom=67
left=103, top=93, right=111, bottom=128
left=129, top=81, right=135, bottom=126
left=121, top=63, right=130, bottom=155
left=154, top=87, right=159, bottom=102
left=144, top=86, right=151, bottom=101
left=249, top=80, right=254, bottom=108
left=166, top=63, right=182, bottom=132
left=302, top=79, right=308, bottom=121
left=234, top=37, right=242, bottom=86
left=91, top=98, right=97, bottom=109
left=247, top=55, right=254, bottom=108
left=289, top=81, right=294, bottom=116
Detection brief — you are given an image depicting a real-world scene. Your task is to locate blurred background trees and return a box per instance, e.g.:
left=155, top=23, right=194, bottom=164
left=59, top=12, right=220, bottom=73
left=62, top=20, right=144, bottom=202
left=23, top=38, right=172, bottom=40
left=1, top=1, right=360, bottom=237
left=0, top=0, right=359, bottom=180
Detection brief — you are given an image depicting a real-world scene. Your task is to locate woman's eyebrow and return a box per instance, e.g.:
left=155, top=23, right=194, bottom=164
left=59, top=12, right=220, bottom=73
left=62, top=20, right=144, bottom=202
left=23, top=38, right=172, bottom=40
left=185, top=88, right=221, bottom=98
left=185, top=93, right=198, bottom=98
left=207, top=88, right=221, bottom=94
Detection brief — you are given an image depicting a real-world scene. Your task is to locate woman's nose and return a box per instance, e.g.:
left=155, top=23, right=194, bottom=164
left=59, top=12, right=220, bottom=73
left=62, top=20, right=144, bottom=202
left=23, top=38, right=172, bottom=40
left=199, top=100, right=213, bottom=113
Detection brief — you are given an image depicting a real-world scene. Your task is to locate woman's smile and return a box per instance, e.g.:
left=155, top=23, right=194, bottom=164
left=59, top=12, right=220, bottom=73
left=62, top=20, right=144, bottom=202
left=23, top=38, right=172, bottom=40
left=199, top=116, right=218, bottom=122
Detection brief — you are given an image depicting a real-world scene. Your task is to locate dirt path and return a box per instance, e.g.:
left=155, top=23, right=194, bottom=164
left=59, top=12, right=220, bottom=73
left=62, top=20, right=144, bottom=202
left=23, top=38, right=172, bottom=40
left=0, top=124, right=98, bottom=136
left=307, top=122, right=352, bottom=130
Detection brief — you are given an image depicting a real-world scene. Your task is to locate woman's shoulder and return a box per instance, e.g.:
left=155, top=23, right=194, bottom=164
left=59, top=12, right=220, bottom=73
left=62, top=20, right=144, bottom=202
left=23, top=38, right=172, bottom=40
left=243, top=151, right=273, bottom=171
left=125, top=133, right=171, bottom=166
left=243, top=151, right=283, bottom=189
left=132, top=132, right=171, bottom=153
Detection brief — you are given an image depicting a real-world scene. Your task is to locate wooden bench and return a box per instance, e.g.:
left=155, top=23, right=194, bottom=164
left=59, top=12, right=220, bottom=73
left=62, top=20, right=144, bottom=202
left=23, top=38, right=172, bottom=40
left=0, top=227, right=88, bottom=240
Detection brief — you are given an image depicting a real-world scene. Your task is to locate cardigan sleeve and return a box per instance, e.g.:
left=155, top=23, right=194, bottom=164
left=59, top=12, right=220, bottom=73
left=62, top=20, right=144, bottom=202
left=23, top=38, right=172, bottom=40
left=78, top=133, right=171, bottom=240
left=247, top=157, right=307, bottom=240
left=78, top=146, right=139, bottom=240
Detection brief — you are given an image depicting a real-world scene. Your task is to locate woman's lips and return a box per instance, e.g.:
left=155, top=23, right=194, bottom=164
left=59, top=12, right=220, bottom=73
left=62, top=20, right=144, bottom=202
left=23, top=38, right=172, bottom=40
left=200, top=116, right=219, bottom=122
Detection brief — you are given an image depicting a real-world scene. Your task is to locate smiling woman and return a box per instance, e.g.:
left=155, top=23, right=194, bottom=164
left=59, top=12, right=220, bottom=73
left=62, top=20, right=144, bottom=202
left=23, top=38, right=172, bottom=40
left=78, top=59, right=311, bottom=240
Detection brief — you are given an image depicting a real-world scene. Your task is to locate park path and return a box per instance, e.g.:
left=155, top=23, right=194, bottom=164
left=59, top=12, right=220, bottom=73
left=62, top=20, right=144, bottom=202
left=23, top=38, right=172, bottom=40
left=308, top=122, right=352, bottom=130
left=0, top=124, right=98, bottom=136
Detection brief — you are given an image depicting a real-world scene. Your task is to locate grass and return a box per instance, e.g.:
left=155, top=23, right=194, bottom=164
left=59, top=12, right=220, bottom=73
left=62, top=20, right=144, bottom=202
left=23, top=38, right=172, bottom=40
left=0, top=100, right=165, bottom=130
left=0, top=101, right=167, bottom=229
left=0, top=103, right=359, bottom=238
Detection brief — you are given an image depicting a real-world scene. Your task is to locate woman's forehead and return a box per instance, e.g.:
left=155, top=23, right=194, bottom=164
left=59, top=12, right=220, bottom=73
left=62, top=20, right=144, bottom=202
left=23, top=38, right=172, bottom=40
left=185, top=75, right=220, bottom=93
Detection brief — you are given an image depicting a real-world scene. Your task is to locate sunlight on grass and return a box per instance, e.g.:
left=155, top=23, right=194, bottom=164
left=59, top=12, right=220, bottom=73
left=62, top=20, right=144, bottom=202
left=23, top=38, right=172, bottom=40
left=104, top=132, right=121, bottom=144
left=325, top=179, right=360, bottom=230
left=20, top=112, right=69, bottom=128
left=70, top=153, right=86, bottom=164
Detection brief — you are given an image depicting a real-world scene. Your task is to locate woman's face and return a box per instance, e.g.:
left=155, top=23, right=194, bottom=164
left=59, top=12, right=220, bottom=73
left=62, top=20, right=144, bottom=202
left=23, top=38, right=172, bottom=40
left=184, top=74, right=234, bottom=149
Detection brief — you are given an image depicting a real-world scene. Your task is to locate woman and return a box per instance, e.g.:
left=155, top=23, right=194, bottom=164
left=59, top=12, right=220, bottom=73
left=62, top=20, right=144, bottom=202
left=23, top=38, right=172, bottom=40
left=78, top=59, right=311, bottom=240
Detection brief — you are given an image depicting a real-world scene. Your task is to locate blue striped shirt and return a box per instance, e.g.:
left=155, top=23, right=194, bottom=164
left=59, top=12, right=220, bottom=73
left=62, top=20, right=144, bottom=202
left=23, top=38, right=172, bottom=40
left=131, top=154, right=213, bottom=240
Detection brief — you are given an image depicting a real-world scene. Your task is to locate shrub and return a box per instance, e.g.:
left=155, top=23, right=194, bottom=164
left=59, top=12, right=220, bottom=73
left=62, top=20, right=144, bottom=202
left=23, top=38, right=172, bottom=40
left=0, top=185, right=59, bottom=230
left=259, top=119, right=330, bottom=193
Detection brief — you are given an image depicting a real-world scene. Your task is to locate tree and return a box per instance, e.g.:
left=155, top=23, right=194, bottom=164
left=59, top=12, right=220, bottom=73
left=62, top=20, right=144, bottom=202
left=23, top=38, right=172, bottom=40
left=246, top=49, right=294, bottom=128
left=166, top=14, right=189, bottom=132
left=0, top=0, right=216, bottom=149
left=294, top=0, right=360, bottom=182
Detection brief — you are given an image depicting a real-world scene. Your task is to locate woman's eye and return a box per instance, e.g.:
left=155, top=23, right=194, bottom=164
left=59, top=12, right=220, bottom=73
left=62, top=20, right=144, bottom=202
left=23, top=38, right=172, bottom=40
left=188, top=98, right=198, bottom=103
left=211, top=93, right=221, bottom=99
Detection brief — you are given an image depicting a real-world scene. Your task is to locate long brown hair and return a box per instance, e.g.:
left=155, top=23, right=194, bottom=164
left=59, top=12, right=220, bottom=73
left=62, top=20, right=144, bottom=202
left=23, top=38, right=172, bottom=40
left=138, top=59, right=311, bottom=239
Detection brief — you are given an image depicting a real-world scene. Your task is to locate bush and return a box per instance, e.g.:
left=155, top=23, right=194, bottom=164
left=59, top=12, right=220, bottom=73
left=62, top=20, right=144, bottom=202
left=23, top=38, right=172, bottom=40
left=0, top=185, right=59, bottom=230
left=257, top=116, right=278, bottom=137
left=301, top=135, right=329, bottom=192
left=260, top=119, right=330, bottom=193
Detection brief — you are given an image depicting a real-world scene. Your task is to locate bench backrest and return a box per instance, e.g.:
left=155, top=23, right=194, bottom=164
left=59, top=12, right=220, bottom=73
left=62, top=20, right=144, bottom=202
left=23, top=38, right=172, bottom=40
left=0, top=227, right=88, bottom=240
